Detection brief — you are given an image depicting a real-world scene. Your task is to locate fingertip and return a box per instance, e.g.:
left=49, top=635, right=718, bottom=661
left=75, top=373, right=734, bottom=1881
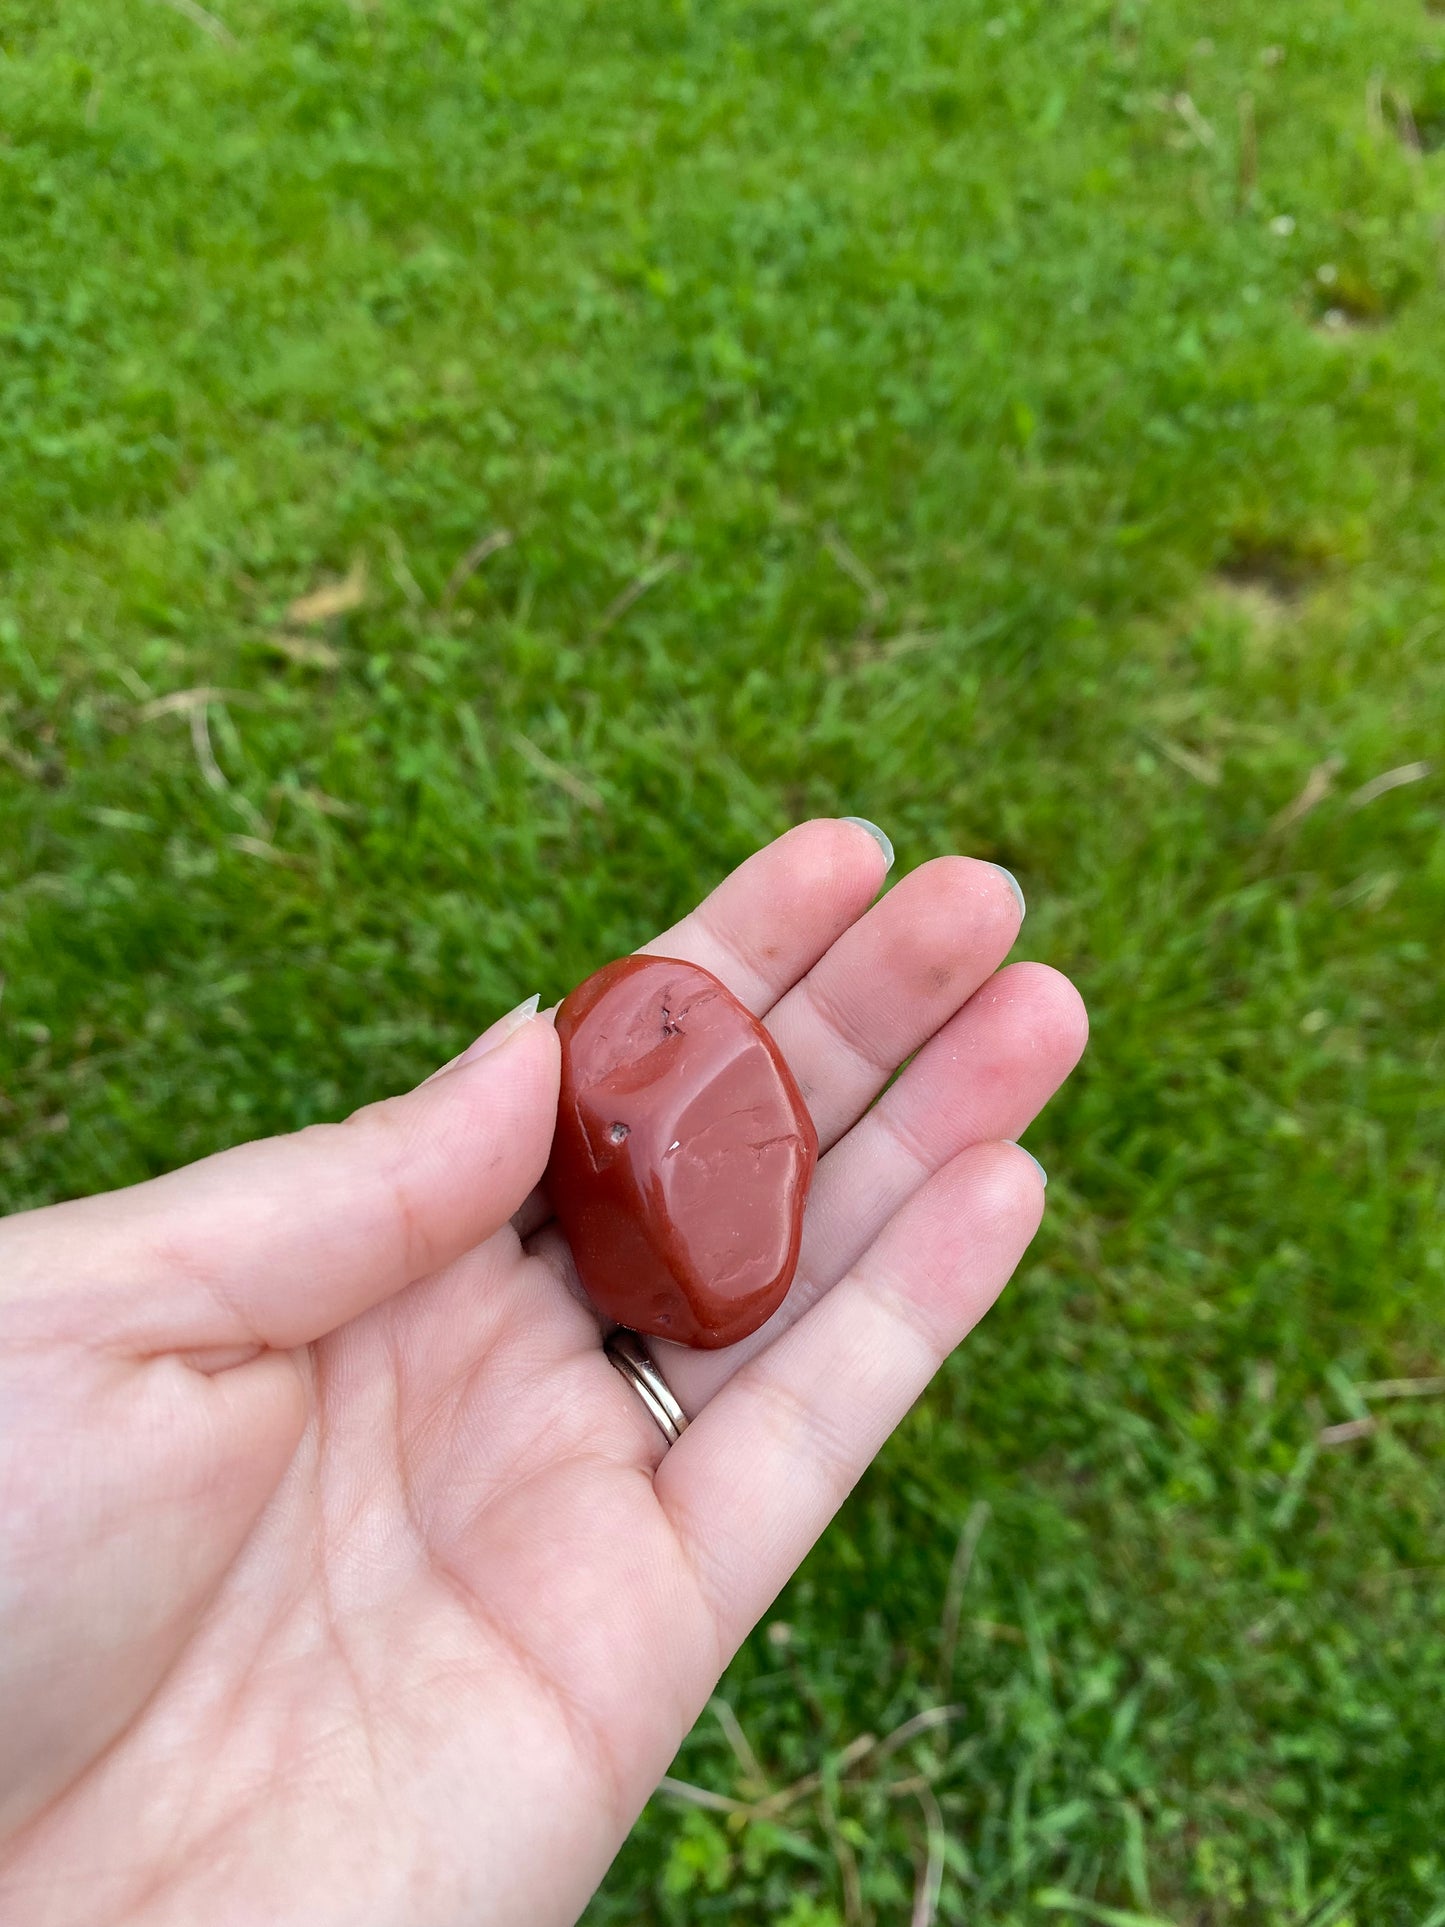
left=900, top=853, right=1023, bottom=940
left=426, top=993, right=556, bottom=1084
left=882, top=1139, right=1047, bottom=1297
left=981, top=861, right=1026, bottom=918
left=440, top=1003, right=561, bottom=1113
left=371, top=1012, right=564, bottom=1275
left=839, top=815, right=895, bottom=874
left=643, top=817, right=893, bottom=1011
left=779, top=816, right=892, bottom=908
left=965, top=1136, right=1050, bottom=1239
left=997, top=960, right=1090, bottom=1072
left=1006, top=1141, right=1048, bottom=1189
left=970, top=855, right=1025, bottom=932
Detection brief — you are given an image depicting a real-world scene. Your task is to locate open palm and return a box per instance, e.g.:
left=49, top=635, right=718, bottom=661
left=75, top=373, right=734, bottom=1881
left=0, top=821, right=1086, bottom=1926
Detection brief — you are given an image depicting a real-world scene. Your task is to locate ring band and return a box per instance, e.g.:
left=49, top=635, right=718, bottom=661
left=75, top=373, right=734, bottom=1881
left=605, top=1329, right=688, bottom=1447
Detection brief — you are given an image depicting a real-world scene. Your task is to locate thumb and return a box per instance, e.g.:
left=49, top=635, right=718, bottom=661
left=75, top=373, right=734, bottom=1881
left=1, top=1001, right=561, bottom=1354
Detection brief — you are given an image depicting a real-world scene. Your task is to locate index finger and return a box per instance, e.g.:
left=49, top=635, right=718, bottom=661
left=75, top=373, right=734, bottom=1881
left=639, top=817, right=893, bottom=1012
left=511, top=817, right=891, bottom=1242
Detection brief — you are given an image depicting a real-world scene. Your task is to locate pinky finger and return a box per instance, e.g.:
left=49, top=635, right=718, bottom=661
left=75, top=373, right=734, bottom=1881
left=653, top=1142, right=1045, bottom=1656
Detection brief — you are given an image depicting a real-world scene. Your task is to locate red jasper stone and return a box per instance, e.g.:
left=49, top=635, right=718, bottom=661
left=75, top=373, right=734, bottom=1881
left=547, top=954, right=817, bottom=1350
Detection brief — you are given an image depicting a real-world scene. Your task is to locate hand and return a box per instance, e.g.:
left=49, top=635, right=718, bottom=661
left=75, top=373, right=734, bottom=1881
left=0, top=821, right=1086, bottom=1926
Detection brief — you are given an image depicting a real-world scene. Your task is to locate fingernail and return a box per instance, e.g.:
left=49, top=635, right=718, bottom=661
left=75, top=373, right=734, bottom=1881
left=431, top=994, right=541, bottom=1080
left=984, top=862, right=1026, bottom=917
left=842, top=816, right=895, bottom=873
left=1008, top=1142, right=1047, bottom=1188
left=465, top=993, right=541, bottom=1060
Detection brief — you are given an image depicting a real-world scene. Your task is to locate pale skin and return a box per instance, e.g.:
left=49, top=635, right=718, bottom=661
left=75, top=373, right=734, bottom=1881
left=0, top=820, right=1087, bottom=1927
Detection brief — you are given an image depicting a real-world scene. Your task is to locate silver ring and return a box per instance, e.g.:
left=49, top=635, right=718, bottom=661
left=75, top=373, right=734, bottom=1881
left=605, top=1329, right=688, bottom=1447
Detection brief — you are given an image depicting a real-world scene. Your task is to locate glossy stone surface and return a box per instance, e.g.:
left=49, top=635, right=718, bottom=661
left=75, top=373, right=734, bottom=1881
left=547, top=954, right=817, bottom=1349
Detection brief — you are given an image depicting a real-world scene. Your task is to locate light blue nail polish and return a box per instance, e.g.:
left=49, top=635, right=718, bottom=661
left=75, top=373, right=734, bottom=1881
left=985, top=862, right=1026, bottom=917
left=842, top=816, right=895, bottom=873
left=1008, top=1142, right=1047, bottom=1187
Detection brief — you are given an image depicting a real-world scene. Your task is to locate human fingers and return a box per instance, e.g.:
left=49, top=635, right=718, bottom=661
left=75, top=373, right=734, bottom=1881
left=0, top=1006, right=559, bottom=1356
left=654, top=1142, right=1045, bottom=1655
left=762, top=855, right=1024, bottom=1150
left=510, top=816, right=892, bottom=1241
left=657, top=960, right=1085, bottom=1407
left=639, top=817, right=892, bottom=1011
left=799, top=962, right=1086, bottom=1295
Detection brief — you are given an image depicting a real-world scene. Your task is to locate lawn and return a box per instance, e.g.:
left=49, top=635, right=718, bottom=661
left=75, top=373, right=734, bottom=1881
left=2, top=0, right=1444, bottom=1919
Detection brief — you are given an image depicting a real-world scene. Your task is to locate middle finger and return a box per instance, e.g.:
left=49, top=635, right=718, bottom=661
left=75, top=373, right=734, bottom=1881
left=765, top=855, right=1025, bottom=1150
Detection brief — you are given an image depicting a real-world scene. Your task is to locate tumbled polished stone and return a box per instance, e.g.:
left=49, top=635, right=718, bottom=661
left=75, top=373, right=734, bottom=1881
left=547, top=954, right=817, bottom=1349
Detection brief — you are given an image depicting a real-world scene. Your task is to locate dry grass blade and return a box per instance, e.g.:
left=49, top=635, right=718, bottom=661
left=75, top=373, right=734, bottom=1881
left=1331, top=869, right=1398, bottom=912
left=286, top=560, right=367, bottom=626
left=822, top=525, right=887, bottom=616
left=739, top=1731, right=878, bottom=1822
left=188, top=704, right=269, bottom=836
left=1391, top=87, right=1422, bottom=154
left=1269, top=754, right=1343, bottom=835
left=289, top=785, right=357, bottom=819
left=937, top=1500, right=990, bottom=1689
left=1173, top=91, right=1215, bottom=146
left=871, top=1704, right=968, bottom=1766
left=188, top=704, right=229, bottom=796
left=382, top=528, right=426, bottom=608
left=1366, top=71, right=1386, bottom=140
left=1149, top=733, right=1222, bottom=788
left=1320, top=1416, right=1377, bottom=1446
left=138, top=685, right=251, bottom=721
left=86, top=807, right=155, bottom=832
left=709, top=1697, right=771, bottom=1795
left=658, top=1716, right=898, bottom=1828
left=839, top=611, right=1008, bottom=672
left=263, top=633, right=342, bottom=669
left=510, top=731, right=605, bottom=811
left=114, top=664, right=153, bottom=701
left=228, top=835, right=302, bottom=868
left=441, top=528, right=514, bottom=610
left=152, top=0, right=237, bottom=48
left=872, top=629, right=946, bottom=660
left=969, top=1616, right=1032, bottom=1649
left=589, top=553, right=685, bottom=640
left=737, top=1706, right=968, bottom=1828
left=809, top=1773, right=868, bottom=1927
left=0, top=739, right=45, bottom=780
left=656, top=1775, right=751, bottom=1815
left=1360, top=1376, right=1445, bottom=1401
left=833, top=1731, right=881, bottom=1771
left=1035, top=1890, right=1184, bottom=1926
left=1347, top=760, right=1431, bottom=808
left=908, top=1779, right=947, bottom=1927
left=771, top=1735, right=873, bottom=1814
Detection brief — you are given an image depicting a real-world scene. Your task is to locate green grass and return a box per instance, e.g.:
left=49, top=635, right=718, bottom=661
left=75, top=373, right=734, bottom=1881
left=3, top=0, right=1444, bottom=1918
